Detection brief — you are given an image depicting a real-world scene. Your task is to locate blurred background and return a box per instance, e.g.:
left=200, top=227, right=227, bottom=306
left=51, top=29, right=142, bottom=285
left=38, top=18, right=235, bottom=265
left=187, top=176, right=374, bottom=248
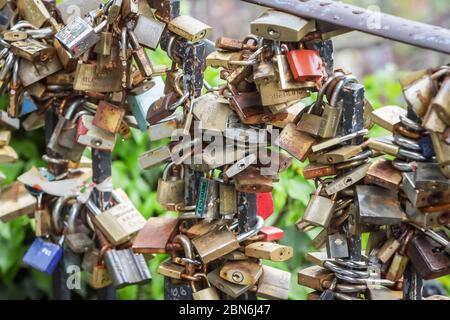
left=0, top=0, right=448, bottom=300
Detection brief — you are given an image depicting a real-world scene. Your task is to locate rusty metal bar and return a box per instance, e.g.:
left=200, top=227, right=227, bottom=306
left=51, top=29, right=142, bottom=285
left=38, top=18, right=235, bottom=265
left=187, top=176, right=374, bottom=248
left=241, top=0, right=450, bottom=54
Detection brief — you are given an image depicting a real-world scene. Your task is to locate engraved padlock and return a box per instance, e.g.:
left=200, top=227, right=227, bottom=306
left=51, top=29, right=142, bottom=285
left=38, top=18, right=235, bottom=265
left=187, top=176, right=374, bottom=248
left=157, top=162, right=185, bottom=211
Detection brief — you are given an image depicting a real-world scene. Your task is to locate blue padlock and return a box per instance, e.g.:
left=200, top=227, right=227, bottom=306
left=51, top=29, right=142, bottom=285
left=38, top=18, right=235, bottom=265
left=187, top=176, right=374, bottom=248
left=22, top=237, right=63, bottom=274
left=418, top=135, right=435, bottom=159
left=20, top=91, right=38, bottom=117
left=127, top=77, right=165, bottom=132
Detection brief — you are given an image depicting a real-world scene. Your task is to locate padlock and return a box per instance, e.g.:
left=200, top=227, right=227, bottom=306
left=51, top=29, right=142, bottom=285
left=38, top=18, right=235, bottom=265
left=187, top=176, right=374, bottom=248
left=326, top=233, right=349, bottom=259
left=386, top=231, right=414, bottom=282
left=148, top=112, right=184, bottom=141
left=19, top=55, right=63, bottom=87
left=128, top=29, right=154, bottom=78
left=133, top=14, right=166, bottom=50
left=402, top=171, right=450, bottom=208
left=132, top=217, right=178, bottom=255
left=285, top=48, right=327, bottom=83
left=76, top=114, right=116, bottom=151
left=191, top=273, right=220, bottom=300
left=219, top=260, right=263, bottom=286
left=10, top=39, right=55, bottom=63
left=127, top=77, right=165, bottom=131
left=64, top=202, right=94, bottom=254
left=157, top=259, right=189, bottom=279
left=103, top=248, right=152, bottom=288
left=234, top=166, right=273, bottom=193
left=324, top=162, right=371, bottom=195
left=250, top=9, right=315, bottom=42
left=157, top=163, right=185, bottom=211
left=364, top=158, right=403, bottom=191
left=405, top=69, right=448, bottom=117
left=301, top=183, right=336, bottom=228
left=92, top=101, right=125, bottom=134
left=194, top=93, right=234, bottom=132
left=168, top=15, right=212, bottom=43
left=317, top=77, right=356, bottom=139
left=139, top=145, right=172, bottom=170
left=258, top=79, right=309, bottom=106
left=230, top=91, right=283, bottom=125
left=22, top=236, right=63, bottom=274
left=0, top=182, right=36, bottom=222
left=256, top=265, right=291, bottom=300
left=245, top=242, right=293, bottom=262
left=253, top=59, right=276, bottom=87
left=86, top=190, right=146, bottom=246
left=355, top=185, right=404, bottom=225
left=405, top=202, right=450, bottom=230
left=55, top=17, right=106, bottom=58
left=192, top=216, right=264, bottom=264
left=371, top=105, right=407, bottom=132
left=207, top=267, right=252, bottom=299
left=258, top=226, right=284, bottom=242
left=34, top=194, right=52, bottom=237
left=296, top=105, right=323, bottom=137
left=47, top=99, right=86, bottom=162
left=73, top=62, right=122, bottom=92
left=275, top=122, right=315, bottom=162
left=219, top=183, right=237, bottom=217
left=376, top=230, right=409, bottom=264
left=0, top=3, right=14, bottom=31
left=18, top=0, right=52, bottom=28
left=83, top=248, right=113, bottom=289
left=196, top=177, right=219, bottom=219
left=297, top=265, right=334, bottom=292
left=121, top=0, right=139, bottom=21
left=206, top=50, right=243, bottom=69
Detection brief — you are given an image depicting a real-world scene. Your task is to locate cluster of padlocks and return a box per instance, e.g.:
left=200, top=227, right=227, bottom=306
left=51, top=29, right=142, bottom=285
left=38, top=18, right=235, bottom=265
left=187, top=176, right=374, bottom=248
left=0, top=0, right=448, bottom=300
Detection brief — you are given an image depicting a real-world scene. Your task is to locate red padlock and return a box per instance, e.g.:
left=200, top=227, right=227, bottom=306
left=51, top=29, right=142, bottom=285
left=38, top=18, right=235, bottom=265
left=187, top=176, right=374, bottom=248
left=285, top=48, right=327, bottom=83
left=258, top=226, right=285, bottom=242
left=256, top=192, right=274, bottom=220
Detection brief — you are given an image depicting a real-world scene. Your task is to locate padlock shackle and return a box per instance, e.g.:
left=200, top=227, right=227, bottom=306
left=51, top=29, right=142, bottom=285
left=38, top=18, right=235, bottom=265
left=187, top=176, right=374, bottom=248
left=52, top=195, right=73, bottom=234
left=27, top=27, right=54, bottom=39
left=173, top=234, right=196, bottom=276
left=330, top=75, right=358, bottom=107
left=0, top=53, right=14, bottom=80
left=236, top=216, right=264, bottom=242
left=67, top=201, right=83, bottom=234
left=64, top=98, right=86, bottom=120
left=86, top=199, right=102, bottom=216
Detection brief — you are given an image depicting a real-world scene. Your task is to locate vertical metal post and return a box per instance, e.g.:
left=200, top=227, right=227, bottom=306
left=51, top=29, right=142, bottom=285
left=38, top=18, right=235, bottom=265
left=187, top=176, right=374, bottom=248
left=45, top=108, right=71, bottom=300
left=91, top=149, right=116, bottom=300
left=403, top=264, right=423, bottom=300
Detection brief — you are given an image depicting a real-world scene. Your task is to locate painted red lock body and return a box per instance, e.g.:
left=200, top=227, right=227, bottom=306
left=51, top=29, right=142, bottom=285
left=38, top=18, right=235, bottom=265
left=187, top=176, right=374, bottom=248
left=256, top=192, right=274, bottom=220
left=286, top=49, right=327, bottom=83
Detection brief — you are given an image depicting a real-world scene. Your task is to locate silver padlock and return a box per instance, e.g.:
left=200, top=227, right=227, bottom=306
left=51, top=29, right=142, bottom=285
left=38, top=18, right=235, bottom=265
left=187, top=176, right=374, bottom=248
left=104, top=248, right=152, bottom=289
left=55, top=16, right=107, bottom=58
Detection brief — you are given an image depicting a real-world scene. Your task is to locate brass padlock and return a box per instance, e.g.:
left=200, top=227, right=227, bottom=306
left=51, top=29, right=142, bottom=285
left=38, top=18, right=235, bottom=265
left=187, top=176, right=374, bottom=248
left=301, top=183, right=336, bottom=228
left=73, top=63, right=122, bottom=92
left=192, top=217, right=264, bottom=264
left=219, top=183, right=237, bottom=217
left=258, top=79, right=309, bottom=106
left=86, top=190, right=146, bottom=246
left=168, top=15, right=212, bottom=43
left=275, top=122, right=315, bottom=162
left=18, top=0, right=52, bottom=28
left=234, top=166, right=273, bottom=193
left=157, top=163, right=185, bottom=211
left=219, top=260, right=263, bottom=286
left=364, top=158, right=403, bottom=191
left=250, top=9, right=315, bottom=42
left=191, top=273, right=220, bottom=300
left=256, top=265, right=291, bottom=300
left=245, top=242, right=293, bottom=262
left=207, top=268, right=252, bottom=299
left=0, top=182, right=36, bottom=222
left=371, top=105, right=407, bottom=132
left=10, top=39, right=55, bottom=63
